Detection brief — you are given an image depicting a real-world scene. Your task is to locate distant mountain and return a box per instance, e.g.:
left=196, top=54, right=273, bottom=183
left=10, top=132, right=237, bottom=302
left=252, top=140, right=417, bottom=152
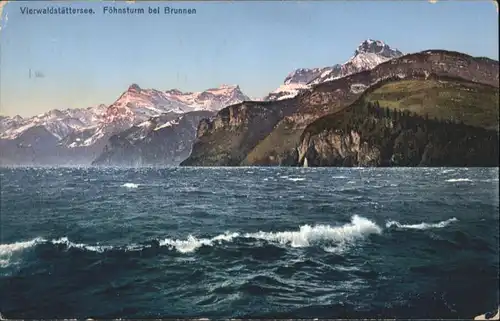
left=0, top=105, right=107, bottom=141
left=91, top=111, right=215, bottom=167
left=264, top=39, right=403, bottom=101
left=64, top=84, right=250, bottom=148
left=0, top=84, right=250, bottom=166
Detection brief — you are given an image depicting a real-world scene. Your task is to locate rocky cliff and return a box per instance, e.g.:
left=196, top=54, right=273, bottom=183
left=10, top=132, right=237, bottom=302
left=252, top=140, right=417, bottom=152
left=297, top=102, right=498, bottom=167
left=181, top=100, right=298, bottom=166
left=181, top=50, right=499, bottom=167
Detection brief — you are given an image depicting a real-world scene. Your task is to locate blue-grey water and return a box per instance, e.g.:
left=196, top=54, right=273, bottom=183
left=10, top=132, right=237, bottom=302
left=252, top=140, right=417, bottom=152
left=0, top=167, right=498, bottom=319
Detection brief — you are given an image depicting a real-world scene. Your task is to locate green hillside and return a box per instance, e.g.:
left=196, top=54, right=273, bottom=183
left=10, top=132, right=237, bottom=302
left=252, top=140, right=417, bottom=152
left=362, top=79, right=499, bottom=130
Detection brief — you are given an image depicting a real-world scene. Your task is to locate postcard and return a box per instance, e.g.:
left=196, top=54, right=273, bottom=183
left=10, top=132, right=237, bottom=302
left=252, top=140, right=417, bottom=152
left=0, top=0, right=498, bottom=319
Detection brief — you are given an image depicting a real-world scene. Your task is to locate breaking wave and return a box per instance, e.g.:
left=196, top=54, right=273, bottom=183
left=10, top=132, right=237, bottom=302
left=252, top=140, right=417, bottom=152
left=122, top=183, right=139, bottom=188
left=0, top=238, right=45, bottom=267
left=445, top=178, right=472, bottom=183
left=385, top=217, right=458, bottom=230
left=0, top=216, right=383, bottom=263
left=0, top=237, right=115, bottom=267
left=162, top=215, right=382, bottom=253
left=288, top=177, right=306, bottom=182
left=245, top=215, right=382, bottom=247
left=51, top=237, right=114, bottom=253
left=0, top=216, right=463, bottom=267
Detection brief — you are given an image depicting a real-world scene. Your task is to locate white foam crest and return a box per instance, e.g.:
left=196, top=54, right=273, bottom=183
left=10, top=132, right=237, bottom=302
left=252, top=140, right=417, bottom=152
left=445, top=178, right=472, bottom=182
left=288, top=177, right=306, bottom=182
left=386, top=217, right=458, bottom=230
left=125, top=244, right=148, bottom=251
left=122, top=183, right=139, bottom=188
left=159, top=232, right=240, bottom=253
left=51, top=237, right=113, bottom=253
left=0, top=237, right=46, bottom=267
left=244, top=215, right=382, bottom=248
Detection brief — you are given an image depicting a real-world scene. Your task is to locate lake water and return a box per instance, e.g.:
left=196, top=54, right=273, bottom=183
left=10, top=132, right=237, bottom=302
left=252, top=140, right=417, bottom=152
left=0, top=167, right=498, bottom=318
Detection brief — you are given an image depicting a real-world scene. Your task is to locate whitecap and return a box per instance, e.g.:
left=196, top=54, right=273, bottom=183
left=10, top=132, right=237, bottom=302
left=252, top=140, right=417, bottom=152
left=445, top=178, right=472, bottom=182
left=0, top=237, right=45, bottom=267
left=244, top=215, right=382, bottom=248
left=122, top=183, right=139, bottom=188
left=51, top=237, right=113, bottom=253
left=159, top=232, right=239, bottom=253
left=158, top=216, right=382, bottom=254
left=288, top=177, right=306, bottom=182
left=385, top=217, right=458, bottom=230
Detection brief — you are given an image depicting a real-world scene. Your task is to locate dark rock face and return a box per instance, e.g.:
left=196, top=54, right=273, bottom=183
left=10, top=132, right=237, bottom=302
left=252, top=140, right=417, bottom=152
left=181, top=100, right=298, bottom=166
left=298, top=104, right=499, bottom=167
left=92, top=111, right=214, bottom=167
left=180, top=50, right=498, bottom=167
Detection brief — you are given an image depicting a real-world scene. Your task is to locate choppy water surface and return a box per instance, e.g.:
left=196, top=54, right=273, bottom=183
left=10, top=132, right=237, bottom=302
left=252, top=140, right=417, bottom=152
left=0, top=167, right=498, bottom=318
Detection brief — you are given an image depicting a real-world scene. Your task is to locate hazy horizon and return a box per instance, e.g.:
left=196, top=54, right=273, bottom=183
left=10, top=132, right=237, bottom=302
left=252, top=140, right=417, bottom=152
left=0, top=0, right=498, bottom=117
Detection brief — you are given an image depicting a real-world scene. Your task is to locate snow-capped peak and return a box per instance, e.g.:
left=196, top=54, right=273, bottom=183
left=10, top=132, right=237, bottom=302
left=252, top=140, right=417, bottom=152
left=283, top=67, right=333, bottom=86
left=264, top=39, right=403, bottom=101
left=127, top=83, right=142, bottom=93
left=0, top=82, right=249, bottom=147
left=62, top=84, right=249, bottom=148
left=0, top=105, right=105, bottom=140
left=354, top=39, right=403, bottom=59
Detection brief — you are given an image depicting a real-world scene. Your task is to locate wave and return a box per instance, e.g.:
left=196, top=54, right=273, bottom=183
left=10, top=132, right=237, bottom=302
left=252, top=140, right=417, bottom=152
left=0, top=216, right=382, bottom=263
left=122, top=183, right=139, bottom=188
left=160, top=232, right=240, bottom=253
left=0, top=237, right=114, bottom=268
left=0, top=237, right=45, bottom=267
left=445, top=178, right=472, bottom=182
left=1, top=216, right=462, bottom=266
left=160, top=215, right=382, bottom=253
left=288, top=177, right=306, bottom=182
left=385, top=217, right=458, bottom=230
left=244, top=215, right=382, bottom=248
left=51, top=237, right=114, bottom=253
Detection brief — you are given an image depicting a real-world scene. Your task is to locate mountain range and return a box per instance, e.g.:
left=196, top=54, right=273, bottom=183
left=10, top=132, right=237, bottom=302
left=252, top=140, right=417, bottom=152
left=1, top=39, right=497, bottom=167
left=0, top=84, right=250, bottom=166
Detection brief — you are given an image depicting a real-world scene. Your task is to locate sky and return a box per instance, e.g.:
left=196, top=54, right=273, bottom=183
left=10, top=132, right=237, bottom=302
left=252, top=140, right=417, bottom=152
left=0, top=0, right=498, bottom=117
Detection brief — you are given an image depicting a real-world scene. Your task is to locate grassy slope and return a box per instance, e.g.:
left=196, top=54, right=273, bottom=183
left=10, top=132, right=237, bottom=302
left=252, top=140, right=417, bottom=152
left=364, top=79, right=499, bottom=130
left=242, top=119, right=302, bottom=165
